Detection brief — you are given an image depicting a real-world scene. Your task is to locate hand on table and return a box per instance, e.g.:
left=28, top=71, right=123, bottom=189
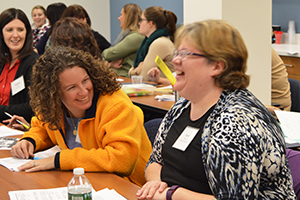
left=11, top=140, right=34, bottom=159
left=109, top=58, right=123, bottom=69
left=136, top=180, right=168, bottom=199
left=148, top=68, right=161, bottom=83
left=18, top=156, right=55, bottom=172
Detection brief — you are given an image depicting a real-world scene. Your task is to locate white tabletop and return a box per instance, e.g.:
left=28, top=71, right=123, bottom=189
left=272, top=44, right=300, bottom=57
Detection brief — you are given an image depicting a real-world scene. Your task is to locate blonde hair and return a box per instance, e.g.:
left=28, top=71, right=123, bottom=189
left=175, top=19, right=250, bottom=91
left=122, top=3, right=142, bottom=32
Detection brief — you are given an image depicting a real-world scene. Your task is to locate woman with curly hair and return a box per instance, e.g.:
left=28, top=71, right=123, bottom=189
left=10, top=46, right=152, bottom=186
left=51, top=17, right=102, bottom=59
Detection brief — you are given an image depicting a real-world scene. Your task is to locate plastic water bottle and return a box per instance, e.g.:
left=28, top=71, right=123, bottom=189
left=68, top=168, right=92, bottom=200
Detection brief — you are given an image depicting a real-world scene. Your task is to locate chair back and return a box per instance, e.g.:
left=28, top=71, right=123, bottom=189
left=288, top=78, right=300, bottom=112
left=144, top=118, right=163, bottom=146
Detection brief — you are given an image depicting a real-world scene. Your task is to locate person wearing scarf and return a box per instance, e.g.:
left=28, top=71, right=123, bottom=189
left=128, top=6, right=177, bottom=81
left=102, top=4, right=144, bottom=77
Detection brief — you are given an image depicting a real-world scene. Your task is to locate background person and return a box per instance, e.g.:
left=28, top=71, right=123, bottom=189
left=60, top=4, right=110, bottom=53
left=0, top=8, right=39, bottom=123
left=128, top=6, right=177, bottom=81
left=35, top=2, right=66, bottom=55
left=102, top=3, right=144, bottom=77
left=136, top=20, right=296, bottom=199
left=31, top=5, right=49, bottom=46
left=10, top=46, right=152, bottom=187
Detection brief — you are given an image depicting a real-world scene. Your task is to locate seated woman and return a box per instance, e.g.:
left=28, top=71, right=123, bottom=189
left=11, top=46, right=152, bottom=186
left=31, top=5, right=49, bottom=46
left=60, top=4, right=110, bottom=53
left=128, top=6, right=177, bottom=81
left=102, top=3, right=144, bottom=77
left=136, top=20, right=296, bottom=199
left=0, top=8, right=39, bottom=123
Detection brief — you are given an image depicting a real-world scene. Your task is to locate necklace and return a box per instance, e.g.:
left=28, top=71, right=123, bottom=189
left=68, top=111, right=78, bottom=135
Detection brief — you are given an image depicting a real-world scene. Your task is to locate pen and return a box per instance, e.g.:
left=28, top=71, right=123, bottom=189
left=4, top=112, right=30, bottom=129
left=29, top=156, right=42, bottom=160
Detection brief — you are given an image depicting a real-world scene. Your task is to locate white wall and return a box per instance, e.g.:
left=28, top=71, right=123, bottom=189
left=0, top=0, right=111, bottom=42
left=184, top=0, right=272, bottom=105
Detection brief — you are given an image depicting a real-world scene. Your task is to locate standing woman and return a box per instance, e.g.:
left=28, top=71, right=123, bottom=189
left=102, top=3, right=144, bottom=77
left=0, top=8, right=39, bottom=123
left=60, top=4, right=110, bottom=53
left=31, top=5, right=49, bottom=46
left=128, top=6, right=177, bottom=81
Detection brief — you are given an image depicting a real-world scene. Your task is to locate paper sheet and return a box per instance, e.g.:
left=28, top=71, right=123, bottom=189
left=275, top=110, right=300, bottom=141
left=9, top=187, right=127, bottom=200
left=0, top=145, right=61, bottom=172
left=0, top=126, right=24, bottom=137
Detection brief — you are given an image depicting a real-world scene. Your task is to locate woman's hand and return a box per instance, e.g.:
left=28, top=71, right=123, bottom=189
left=3, top=115, right=30, bottom=131
left=109, top=58, right=123, bottom=69
left=148, top=68, right=161, bottom=82
left=11, top=140, right=34, bottom=159
left=17, top=156, right=55, bottom=172
left=136, top=180, right=168, bottom=199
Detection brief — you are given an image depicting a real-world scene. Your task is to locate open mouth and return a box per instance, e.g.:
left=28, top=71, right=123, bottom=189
left=77, top=96, right=88, bottom=102
left=176, top=70, right=184, bottom=75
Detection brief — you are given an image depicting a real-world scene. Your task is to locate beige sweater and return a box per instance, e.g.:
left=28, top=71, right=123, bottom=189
left=140, top=36, right=175, bottom=81
left=271, top=48, right=291, bottom=111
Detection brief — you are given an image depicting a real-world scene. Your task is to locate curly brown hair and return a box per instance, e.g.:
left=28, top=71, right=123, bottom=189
left=30, top=46, right=120, bottom=130
left=51, top=17, right=102, bottom=59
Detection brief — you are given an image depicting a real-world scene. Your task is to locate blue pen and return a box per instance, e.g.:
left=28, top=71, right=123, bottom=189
left=29, top=156, right=42, bottom=160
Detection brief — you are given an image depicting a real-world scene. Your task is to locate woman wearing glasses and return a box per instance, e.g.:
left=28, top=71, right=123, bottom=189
left=137, top=20, right=296, bottom=199
left=128, top=6, right=177, bottom=81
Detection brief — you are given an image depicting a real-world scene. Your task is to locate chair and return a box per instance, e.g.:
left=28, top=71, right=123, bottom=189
left=288, top=78, right=300, bottom=112
left=144, top=118, right=163, bottom=146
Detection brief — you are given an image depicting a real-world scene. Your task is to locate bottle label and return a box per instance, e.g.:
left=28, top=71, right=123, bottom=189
left=68, top=192, right=92, bottom=200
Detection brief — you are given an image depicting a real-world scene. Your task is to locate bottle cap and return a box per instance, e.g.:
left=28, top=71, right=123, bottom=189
left=73, top=167, right=84, bottom=175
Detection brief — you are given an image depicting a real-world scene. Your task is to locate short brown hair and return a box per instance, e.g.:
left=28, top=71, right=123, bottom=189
left=30, top=46, right=120, bottom=130
left=175, top=20, right=250, bottom=91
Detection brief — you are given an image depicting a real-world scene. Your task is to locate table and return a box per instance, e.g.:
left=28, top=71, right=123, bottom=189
left=120, top=77, right=174, bottom=121
left=0, top=142, right=140, bottom=200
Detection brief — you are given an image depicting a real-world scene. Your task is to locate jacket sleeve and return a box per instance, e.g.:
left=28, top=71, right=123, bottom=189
left=59, top=94, right=148, bottom=176
left=102, top=32, right=144, bottom=61
left=139, top=37, right=175, bottom=81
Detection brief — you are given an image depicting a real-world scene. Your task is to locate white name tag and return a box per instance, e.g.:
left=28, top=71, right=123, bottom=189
left=75, top=132, right=81, bottom=143
left=11, top=76, right=25, bottom=96
left=172, top=126, right=199, bottom=151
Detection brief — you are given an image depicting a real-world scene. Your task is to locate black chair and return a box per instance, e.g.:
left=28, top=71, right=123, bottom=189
left=144, top=118, right=163, bottom=146
left=288, top=78, right=300, bottom=112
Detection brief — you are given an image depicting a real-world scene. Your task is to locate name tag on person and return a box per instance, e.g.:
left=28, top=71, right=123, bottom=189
left=172, top=126, right=199, bottom=151
left=11, top=76, right=25, bottom=96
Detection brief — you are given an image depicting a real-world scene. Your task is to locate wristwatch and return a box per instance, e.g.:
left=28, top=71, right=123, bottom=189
left=166, top=185, right=180, bottom=200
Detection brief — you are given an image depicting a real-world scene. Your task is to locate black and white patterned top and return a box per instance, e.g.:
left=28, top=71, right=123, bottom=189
left=147, top=89, right=296, bottom=199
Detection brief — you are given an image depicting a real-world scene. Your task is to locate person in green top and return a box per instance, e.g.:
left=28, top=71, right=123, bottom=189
left=102, top=3, right=144, bottom=77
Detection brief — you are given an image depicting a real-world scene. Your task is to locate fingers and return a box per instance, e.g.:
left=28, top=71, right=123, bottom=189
left=11, top=140, right=34, bottom=159
left=18, top=156, right=55, bottom=172
left=136, top=181, right=165, bottom=199
left=18, top=160, right=38, bottom=172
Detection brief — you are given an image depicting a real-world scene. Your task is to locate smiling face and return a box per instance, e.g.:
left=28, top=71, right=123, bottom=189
left=118, top=8, right=126, bottom=29
left=59, top=66, right=94, bottom=118
left=2, top=19, right=26, bottom=58
left=173, top=37, right=218, bottom=101
left=32, top=8, right=46, bottom=28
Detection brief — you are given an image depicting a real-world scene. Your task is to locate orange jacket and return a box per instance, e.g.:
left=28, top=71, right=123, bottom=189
left=22, top=89, right=152, bottom=186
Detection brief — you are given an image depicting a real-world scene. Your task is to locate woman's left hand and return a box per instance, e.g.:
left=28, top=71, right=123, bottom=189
left=17, top=155, right=55, bottom=172
left=109, top=58, right=123, bottom=69
left=136, top=180, right=168, bottom=199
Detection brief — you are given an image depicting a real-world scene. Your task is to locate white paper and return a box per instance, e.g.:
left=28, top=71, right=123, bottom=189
left=155, top=95, right=175, bottom=101
left=116, top=78, right=124, bottom=82
left=0, top=126, right=24, bottom=137
left=0, top=145, right=61, bottom=171
left=0, top=137, right=19, bottom=150
left=9, top=187, right=126, bottom=200
left=275, top=110, right=300, bottom=140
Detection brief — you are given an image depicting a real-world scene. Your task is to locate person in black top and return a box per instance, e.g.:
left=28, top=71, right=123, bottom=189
left=60, top=4, right=111, bottom=53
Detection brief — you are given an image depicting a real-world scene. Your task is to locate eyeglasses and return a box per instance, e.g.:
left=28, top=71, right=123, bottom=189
left=173, top=49, right=207, bottom=60
left=139, top=18, right=147, bottom=23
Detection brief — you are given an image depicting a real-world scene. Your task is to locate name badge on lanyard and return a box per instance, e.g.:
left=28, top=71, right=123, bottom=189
left=11, top=75, right=25, bottom=96
left=172, top=126, right=199, bottom=151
